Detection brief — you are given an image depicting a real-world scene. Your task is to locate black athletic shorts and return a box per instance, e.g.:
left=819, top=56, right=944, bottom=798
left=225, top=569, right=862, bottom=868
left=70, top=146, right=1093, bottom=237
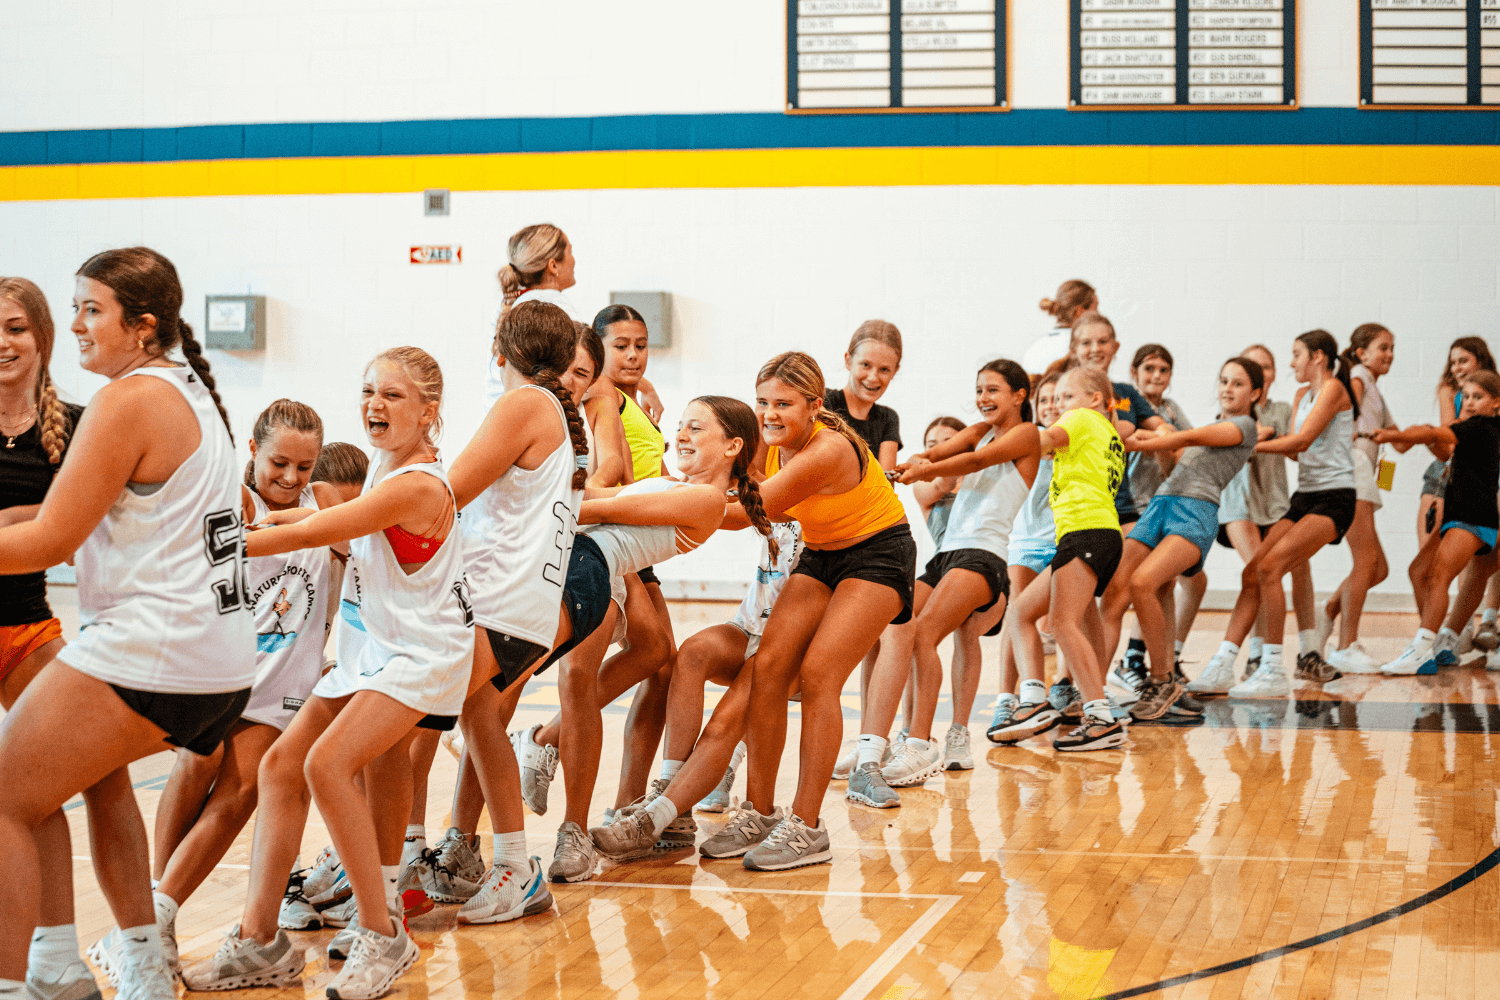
left=536, top=534, right=614, bottom=676
left=792, top=523, right=917, bottom=625
left=110, top=684, right=251, bottom=757
left=1050, top=528, right=1124, bottom=597
left=416, top=714, right=456, bottom=731
left=637, top=565, right=660, bottom=587
left=1282, top=488, right=1357, bottom=544
left=917, top=548, right=1009, bottom=614
left=484, top=627, right=550, bottom=693
left=1215, top=521, right=1271, bottom=550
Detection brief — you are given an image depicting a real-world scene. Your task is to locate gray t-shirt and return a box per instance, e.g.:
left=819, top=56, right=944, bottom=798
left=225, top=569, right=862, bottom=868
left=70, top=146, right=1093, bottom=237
left=1161, top=414, right=1259, bottom=505
left=1219, top=400, right=1292, bottom=525
left=1129, top=397, right=1191, bottom=510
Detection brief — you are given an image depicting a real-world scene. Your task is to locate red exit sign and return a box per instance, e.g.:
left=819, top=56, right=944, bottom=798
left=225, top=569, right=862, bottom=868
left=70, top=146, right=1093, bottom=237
left=410, top=245, right=462, bottom=264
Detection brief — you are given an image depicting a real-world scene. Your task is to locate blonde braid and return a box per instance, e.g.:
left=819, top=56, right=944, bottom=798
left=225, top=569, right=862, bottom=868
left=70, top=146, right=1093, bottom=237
left=37, top=371, right=69, bottom=465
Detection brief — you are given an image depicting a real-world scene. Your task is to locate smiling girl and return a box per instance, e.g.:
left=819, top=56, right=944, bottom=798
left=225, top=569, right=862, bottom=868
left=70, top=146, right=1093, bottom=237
left=1417, top=337, right=1494, bottom=550
left=0, top=249, right=253, bottom=1000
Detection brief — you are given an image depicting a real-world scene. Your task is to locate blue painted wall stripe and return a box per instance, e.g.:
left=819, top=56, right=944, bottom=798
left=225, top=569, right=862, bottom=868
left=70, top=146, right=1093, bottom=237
left=0, top=109, right=1496, bottom=169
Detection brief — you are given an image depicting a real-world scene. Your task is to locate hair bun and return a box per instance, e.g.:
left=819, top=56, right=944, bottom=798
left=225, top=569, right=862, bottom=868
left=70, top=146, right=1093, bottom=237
left=1039, top=298, right=1057, bottom=314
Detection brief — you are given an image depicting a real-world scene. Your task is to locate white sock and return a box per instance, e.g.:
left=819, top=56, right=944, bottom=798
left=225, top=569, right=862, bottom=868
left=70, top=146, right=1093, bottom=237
left=997, top=691, right=1018, bottom=707
left=1486, top=608, right=1497, bottom=625
left=27, top=924, right=80, bottom=976
left=1416, top=627, right=1437, bottom=644
left=1215, top=640, right=1240, bottom=663
left=149, top=878, right=160, bottom=890
left=1082, top=698, right=1113, bottom=724
left=1246, top=636, right=1262, bottom=660
left=152, top=891, right=178, bottom=924
left=492, top=830, right=528, bottom=868
left=1298, top=629, right=1317, bottom=655
left=646, top=795, right=678, bottom=837
left=729, top=742, right=747, bottom=770
left=118, top=925, right=163, bottom=968
left=405, top=824, right=426, bottom=845
left=1174, top=639, right=1184, bottom=657
left=1263, top=644, right=1283, bottom=668
left=381, top=864, right=400, bottom=909
left=659, top=759, right=683, bottom=782
left=855, top=734, right=887, bottom=768
left=1019, top=678, right=1048, bottom=704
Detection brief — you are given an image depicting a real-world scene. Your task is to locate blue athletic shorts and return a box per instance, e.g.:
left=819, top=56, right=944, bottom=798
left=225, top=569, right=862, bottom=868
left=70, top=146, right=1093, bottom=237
left=1128, top=494, right=1220, bottom=576
left=1441, top=520, right=1498, bottom=557
left=1009, top=544, right=1056, bottom=575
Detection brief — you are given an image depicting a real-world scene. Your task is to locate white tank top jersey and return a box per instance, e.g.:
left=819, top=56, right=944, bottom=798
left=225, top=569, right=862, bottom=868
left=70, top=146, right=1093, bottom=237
left=317, top=461, right=474, bottom=717
left=60, top=366, right=256, bottom=694
left=461, top=384, right=581, bottom=647
left=937, top=428, right=1032, bottom=563
left=584, top=409, right=598, bottom=478
left=731, top=522, right=803, bottom=637
left=1007, top=456, right=1057, bottom=551
left=483, top=288, right=583, bottom=408
left=240, top=486, right=331, bottom=730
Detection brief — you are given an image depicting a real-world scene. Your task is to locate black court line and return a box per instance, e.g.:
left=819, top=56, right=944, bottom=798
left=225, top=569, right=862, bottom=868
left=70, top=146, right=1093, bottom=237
left=1094, top=846, right=1500, bottom=999
left=1131, top=698, right=1500, bottom=734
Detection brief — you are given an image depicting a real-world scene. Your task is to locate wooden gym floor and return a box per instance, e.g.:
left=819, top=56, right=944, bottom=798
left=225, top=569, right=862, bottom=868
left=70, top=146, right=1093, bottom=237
left=29, top=590, right=1500, bottom=1000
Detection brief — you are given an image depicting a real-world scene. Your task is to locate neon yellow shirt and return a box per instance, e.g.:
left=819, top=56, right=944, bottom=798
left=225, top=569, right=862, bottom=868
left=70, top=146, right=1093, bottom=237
left=1049, top=407, right=1124, bottom=538
left=619, top=390, right=666, bottom=481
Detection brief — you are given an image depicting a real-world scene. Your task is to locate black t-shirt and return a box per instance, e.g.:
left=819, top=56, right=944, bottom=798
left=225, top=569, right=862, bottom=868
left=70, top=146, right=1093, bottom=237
left=1111, top=382, right=1156, bottom=518
left=1443, top=414, right=1500, bottom=530
left=1, top=402, right=83, bottom=626
left=824, top=389, right=901, bottom=457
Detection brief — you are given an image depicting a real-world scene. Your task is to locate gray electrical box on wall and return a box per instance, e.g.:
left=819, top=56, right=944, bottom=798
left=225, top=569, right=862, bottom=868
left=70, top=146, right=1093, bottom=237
left=609, top=291, right=672, bottom=349
left=204, top=295, right=266, bottom=350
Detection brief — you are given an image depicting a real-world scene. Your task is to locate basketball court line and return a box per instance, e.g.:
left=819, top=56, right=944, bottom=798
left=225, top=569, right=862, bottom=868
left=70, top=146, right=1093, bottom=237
left=583, top=880, right=958, bottom=1000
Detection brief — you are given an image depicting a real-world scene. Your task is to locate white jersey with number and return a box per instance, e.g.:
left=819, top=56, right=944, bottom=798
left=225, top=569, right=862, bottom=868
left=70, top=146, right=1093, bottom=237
left=461, top=384, right=580, bottom=645
left=730, top=522, right=803, bottom=637
left=240, top=486, right=331, bottom=730
left=317, top=461, right=474, bottom=716
left=60, top=366, right=255, bottom=694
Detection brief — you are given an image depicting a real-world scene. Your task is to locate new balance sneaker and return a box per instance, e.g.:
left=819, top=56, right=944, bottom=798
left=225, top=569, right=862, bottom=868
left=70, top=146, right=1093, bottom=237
left=696, top=763, right=737, bottom=811
left=589, top=806, right=660, bottom=860
left=1326, top=643, right=1381, bottom=674
left=1228, top=659, right=1291, bottom=697
left=1381, top=638, right=1438, bottom=676
left=1186, top=650, right=1235, bottom=694
left=1107, top=656, right=1148, bottom=705
left=990, top=701, right=1062, bottom=744
left=112, top=947, right=176, bottom=1000
left=943, top=724, right=974, bottom=770
left=324, top=924, right=418, bottom=1000
left=831, top=738, right=857, bottom=780
left=699, top=804, right=784, bottom=858
left=845, top=761, right=901, bottom=808
left=742, top=814, right=832, bottom=871
left=880, top=739, right=942, bottom=787
left=548, top=821, right=599, bottom=883
left=457, top=857, right=554, bottom=924
left=1475, top=619, right=1500, bottom=652
left=1049, top=678, right=1083, bottom=718
left=513, top=724, right=559, bottom=816
left=25, top=964, right=103, bottom=1000
left=279, top=869, right=323, bottom=930
left=647, top=778, right=698, bottom=847
left=986, top=698, right=1018, bottom=744
left=182, top=927, right=305, bottom=991
left=1294, top=651, right=1341, bottom=683
left=1053, top=716, right=1128, bottom=752
left=1128, top=676, right=1182, bottom=721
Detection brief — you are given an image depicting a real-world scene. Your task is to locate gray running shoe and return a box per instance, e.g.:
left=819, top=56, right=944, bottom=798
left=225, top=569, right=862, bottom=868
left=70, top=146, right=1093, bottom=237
left=324, top=924, right=418, bottom=1000
left=1107, top=657, right=1147, bottom=705
left=181, top=927, right=305, bottom=991
left=429, top=828, right=485, bottom=901
left=1295, top=651, right=1341, bottom=683
left=986, top=697, right=1018, bottom=744
left=457, top=857, right=554, bottom=925
left=646, top=778, right=698, bottom=847
left=26, top=965, right=104, bottom=1000
left=699, top=804, right=783, bottom=858
left=1053, top=716, right=1128, bottom=752
left=880, top=739, right=941, bottom=787
left=322, top=894, right=358, bottom=928
left=1128, top=676, right=1182, bottom=721
left=846, top=761, right=901, bottom=808
left=1475, top=619, right=1500, bottom=652
left=548, top=821, right=600, bottom=883
left=513, top=724, right=559, bottom=816
left=742, top=814, right=832, bottom=871
left=1049, top=678, right=1084, bottom=718
left=278, top=869, right=322, bottom=930
left=695, top=765, right=737, bottom=812
left=589, top=806, right=659, bottom=860
left=943, top=724, right=974, bottom=770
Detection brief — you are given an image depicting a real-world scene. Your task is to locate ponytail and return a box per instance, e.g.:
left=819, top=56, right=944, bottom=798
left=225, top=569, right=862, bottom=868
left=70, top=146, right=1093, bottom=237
left=736, top=474, right=779, bottom=563
left=1296, top=329, right=1359, bottom=423
left=496, top=301, right=589, bottom=488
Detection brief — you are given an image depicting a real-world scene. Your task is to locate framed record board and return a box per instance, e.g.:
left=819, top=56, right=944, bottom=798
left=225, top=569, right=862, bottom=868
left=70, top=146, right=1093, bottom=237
left=1360, top=0, right=1500, bottom=107
left=787, top=0, right=1009, bottom=111
left=1069, top=0, right=1298, bottom=109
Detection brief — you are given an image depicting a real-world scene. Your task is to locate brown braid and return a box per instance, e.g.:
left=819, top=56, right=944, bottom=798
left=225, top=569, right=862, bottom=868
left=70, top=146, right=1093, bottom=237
left=176, top=320, right=233, bottom=442
left=36, top=371, right=69, bottom=465
left=534, top=368, right=589, bottom=489
left=495, top=301, right=589, bottom=489
left=691, top=395, right=776, bottom=558
left=736, top=473, right=778, bottom=562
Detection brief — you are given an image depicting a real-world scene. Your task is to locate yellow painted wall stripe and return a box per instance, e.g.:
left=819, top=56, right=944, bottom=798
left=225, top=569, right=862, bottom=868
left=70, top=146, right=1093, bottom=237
left=0, top=144, right=1495, bottom=201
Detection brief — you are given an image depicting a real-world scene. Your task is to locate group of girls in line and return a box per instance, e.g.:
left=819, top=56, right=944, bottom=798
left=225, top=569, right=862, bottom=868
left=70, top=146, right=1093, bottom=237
left=3, top=248, right=1497, bottom=1000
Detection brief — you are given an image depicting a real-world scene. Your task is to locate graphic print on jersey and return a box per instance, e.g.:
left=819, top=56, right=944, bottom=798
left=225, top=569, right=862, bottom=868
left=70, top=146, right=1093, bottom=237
left=543, top=500, right=571, bottom=588
left=202, top=509, right=249, bottom=614
left=340, top=565, right=366, bottom=633
left=453, top=578, right=475, bottom=627
left=251, top=565, right=317, bottom=654
left=1107, top=436, right=1125, bottom=493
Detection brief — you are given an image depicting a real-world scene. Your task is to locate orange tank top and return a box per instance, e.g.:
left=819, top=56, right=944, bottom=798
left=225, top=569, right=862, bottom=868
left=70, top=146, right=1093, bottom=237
left=767, top=424, right=906, bottom=547
left=384, top=523, right=443, bottom=563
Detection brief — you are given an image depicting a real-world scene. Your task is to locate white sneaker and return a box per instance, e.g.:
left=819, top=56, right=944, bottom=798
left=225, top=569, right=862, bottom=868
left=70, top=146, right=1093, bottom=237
left=84, top=929, right=123, bottom=989
left=114, top=947, right=176, bottom=1000
left=1457, top=624, right=1475, bottom=656
left=457, top=857, right=554, bottom=924
left=1326, top=643, right=1381, bottom=674
left=25, top=963, right=103, bottom=1000
left=1186, top=651, right=1236, bottom=694
left=880, top=738, right=941, bottom=788
left=1228, top=659, right=1290, bottom=697
left=181, top=926, right=304, bottom=991
left=322, top=894, right=359, bottom=928
left=512, top=724, right=559, bottom=816
left=942, top=724, right=974, bottom=770
left=153, top=892, right=179, bottom=975
left=831, top=738, right=857, bottom=781
left=1381, top=638, right=1437, bottom=676
left=303, top=845, right=349, bottom=908
left=324, top=925, right=418, bottom=1000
